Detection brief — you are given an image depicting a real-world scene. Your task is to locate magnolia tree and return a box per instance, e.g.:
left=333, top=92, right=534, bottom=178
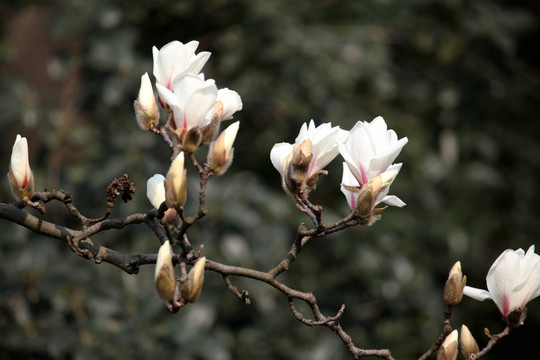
left=1, top=40, right=540, bottom=360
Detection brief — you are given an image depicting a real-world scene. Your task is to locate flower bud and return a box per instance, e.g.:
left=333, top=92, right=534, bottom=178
left=164, top=152, right=187, bottom=209
left=134, top=72, right=159, bottom=131
left=147, top=174, right=166, bottom=209
left=437, top=330, right=458, bottom=360
left=181, top=256, right=206, bottom=303
left=444, top=261, right=467, bottom=305
left=8, top=134, right=34, bottom=201
left=207, top=121, right=239, bottom=175
left=459, top=325, right=479, bottom=358
left=154, top=240, right=176, bottom=301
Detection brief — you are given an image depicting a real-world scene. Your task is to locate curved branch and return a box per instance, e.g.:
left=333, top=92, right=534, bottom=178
left=0, top=201, right=156, bottom=274
left=2, top=199, right=394, bottom=358
left=205, top=258, right=394, bottom=360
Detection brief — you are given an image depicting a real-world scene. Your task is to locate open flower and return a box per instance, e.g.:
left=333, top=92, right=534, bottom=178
left=338, top=116, right=408, bottom=187
left=463, top=245, right=540, bottom=325
left=270, top=120, right=348, bottom=192
left=152, top=40, right=210, bottom=92
left=156, top=74, right=217, bottom=151
left=8, top=134, right=34, bottom=201
left=338, top=117, right=407, bottom=217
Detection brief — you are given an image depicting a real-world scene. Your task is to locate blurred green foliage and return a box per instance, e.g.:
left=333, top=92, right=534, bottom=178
left=1, top=0, right=539, bottom=359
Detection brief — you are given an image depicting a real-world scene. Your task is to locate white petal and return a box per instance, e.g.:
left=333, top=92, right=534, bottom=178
left=367, top=137, right=408, bottom=178
left=217, top=88, right=243, bottom=120
left=10, top=134, right=30, bottom=186
left=381, top=195, right=406, bottom=207
left=147, top=174, right=166, bottom=209
left=183, top=81, right=218, bottom=128
left=182, top=51, right=211, bottom=76
left=270, top=143, right=293, bottom=174
left=463, top=286, right=493, bottom=301
left=340, top=162, right=359, bottom=212
left=337, top=140, right=365, bottom=185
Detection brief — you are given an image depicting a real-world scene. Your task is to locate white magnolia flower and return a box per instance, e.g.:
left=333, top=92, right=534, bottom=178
left=156, top=74, right=217, bottom=132
left=8, top=134, right=34, bottom=200
left=152, top=40, right=210, bottom=91
left=338, top=116, right=408, bottom=186
left=147, top=174, right=166, bottom=209
left=270, top=120, right=348, bottom=187
left=463, top=245, right=540, bottom=320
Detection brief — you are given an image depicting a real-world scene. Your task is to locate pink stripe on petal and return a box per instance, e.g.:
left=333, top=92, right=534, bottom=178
left=502, top=293, right=510, bottom=316
left=22, top=170, right=28, bottom=189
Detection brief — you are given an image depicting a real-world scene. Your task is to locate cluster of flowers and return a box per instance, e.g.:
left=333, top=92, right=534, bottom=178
left=134, top=41, right=243, bottom=302
left=270, top=116, right=408, bottom=223
left=139, top=41, right=243, bottom=214
left=6, top=39, right=539, bottom=331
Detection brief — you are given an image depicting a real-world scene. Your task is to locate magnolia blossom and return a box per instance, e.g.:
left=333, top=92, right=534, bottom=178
left=8, top=134, right=34, bottom=200
left=463, top=245, right=540, bottom=321
left=338, top=116, right=407, bottom=207
left=338, top=116, right=407, bottom=185
left=270, top=120, right=348, bottom=191
left=147, top=174, right=166, bottom=209
left=152, top=40, right=210, bottom=91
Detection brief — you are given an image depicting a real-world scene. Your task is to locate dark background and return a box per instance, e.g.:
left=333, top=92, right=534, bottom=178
left=1, top=0, right=539, bottom=359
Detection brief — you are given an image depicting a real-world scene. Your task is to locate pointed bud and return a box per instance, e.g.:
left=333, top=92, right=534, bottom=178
left=154, top=240, right=176, bottom=301
left=208, top=121, right=239, bottom=175
left=182, top=257, right=206, bottom=303
left=164, top=152, right=187, bottom=209
left=146, top=174, right=166, bottom=209
left=134, top=72, right=160, bottom=131
left=8, top=134, right=34, bottom=201
left=460, top=325, right=479, bottom=358
left=437, top=330, right=458, bottom=360
left=444, top=261, right=467, bottom=305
